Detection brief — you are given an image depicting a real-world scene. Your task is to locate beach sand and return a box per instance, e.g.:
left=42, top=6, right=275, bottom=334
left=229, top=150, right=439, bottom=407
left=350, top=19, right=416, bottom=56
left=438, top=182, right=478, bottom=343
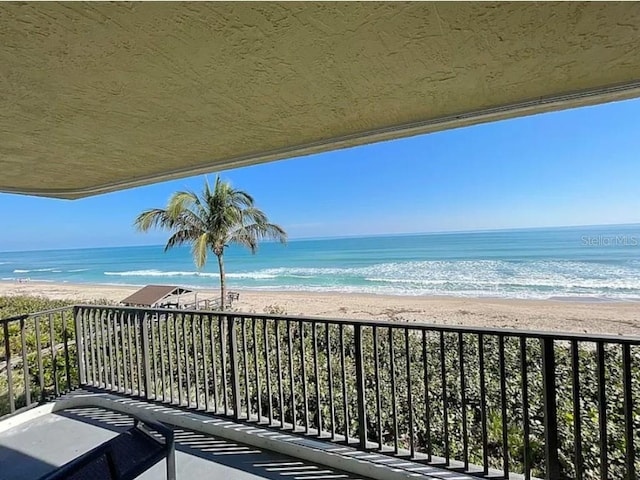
left=1, top=280, right=638, bottom=336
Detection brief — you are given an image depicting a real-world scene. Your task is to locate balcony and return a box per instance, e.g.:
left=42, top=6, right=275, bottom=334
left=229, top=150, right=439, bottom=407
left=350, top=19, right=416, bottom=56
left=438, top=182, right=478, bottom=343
left=1, top=305, right=638, bottom=479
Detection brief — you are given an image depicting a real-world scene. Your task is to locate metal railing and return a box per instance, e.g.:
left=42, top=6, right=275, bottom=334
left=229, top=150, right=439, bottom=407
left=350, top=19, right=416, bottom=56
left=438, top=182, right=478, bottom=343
left=0, top=306, right=78, bottom=415
left=2, top=304, right=640, bottom=479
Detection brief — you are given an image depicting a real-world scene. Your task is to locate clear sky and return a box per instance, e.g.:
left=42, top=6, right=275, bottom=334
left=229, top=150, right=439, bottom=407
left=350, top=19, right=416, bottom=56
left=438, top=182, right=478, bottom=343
left=2, top=98, right=640, bottom=251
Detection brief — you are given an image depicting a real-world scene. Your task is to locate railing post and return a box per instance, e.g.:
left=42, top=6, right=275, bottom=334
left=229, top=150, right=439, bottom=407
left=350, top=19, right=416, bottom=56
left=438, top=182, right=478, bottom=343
left=228, top=315, right=242, bottom=420
left=541, top=338, right=560, bottom=479
left=141, top=312, right=152, bottom=400
left=622, top=343, right=636, bottom=480
left=354, top=325, right=367, bottom=449
left=3, top=321, right=15, bottom=413
left=74, top=307, right=86, bottom=386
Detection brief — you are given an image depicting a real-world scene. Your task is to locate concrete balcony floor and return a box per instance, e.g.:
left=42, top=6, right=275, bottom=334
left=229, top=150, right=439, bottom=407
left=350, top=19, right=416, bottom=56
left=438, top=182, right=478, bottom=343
left=0, top=406, right=364, bottom=480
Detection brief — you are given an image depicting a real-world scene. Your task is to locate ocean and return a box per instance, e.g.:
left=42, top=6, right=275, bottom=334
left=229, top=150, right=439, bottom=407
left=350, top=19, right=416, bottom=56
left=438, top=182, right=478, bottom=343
left=1, top=224, right=639, bottom=301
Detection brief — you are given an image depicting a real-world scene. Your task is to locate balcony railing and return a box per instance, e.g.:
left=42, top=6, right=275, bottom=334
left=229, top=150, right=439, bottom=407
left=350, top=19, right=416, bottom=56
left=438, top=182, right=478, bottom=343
left=1, top=304, right=639, bottom=479
left=0, top=306, right=78, bottom=412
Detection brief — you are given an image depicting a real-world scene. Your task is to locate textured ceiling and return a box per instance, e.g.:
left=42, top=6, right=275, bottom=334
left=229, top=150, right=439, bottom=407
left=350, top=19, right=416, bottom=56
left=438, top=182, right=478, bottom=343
left=1, top=2, right=640, bottom=199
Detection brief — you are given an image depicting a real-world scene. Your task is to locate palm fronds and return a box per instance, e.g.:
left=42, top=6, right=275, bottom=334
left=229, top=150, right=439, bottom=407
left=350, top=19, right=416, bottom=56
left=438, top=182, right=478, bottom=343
left=134, top=176, right=287, bottom=309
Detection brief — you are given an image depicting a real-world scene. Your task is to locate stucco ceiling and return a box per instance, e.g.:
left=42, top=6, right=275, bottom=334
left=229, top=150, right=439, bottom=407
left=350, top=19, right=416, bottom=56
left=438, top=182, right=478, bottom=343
left=1, top=2, right=640, bottom=199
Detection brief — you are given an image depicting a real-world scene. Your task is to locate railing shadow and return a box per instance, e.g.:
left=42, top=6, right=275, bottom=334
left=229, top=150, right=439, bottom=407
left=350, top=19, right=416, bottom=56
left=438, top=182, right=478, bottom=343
left=0, top=445, right=58, bottom=480
left=58, top=407, right=362, bottom=480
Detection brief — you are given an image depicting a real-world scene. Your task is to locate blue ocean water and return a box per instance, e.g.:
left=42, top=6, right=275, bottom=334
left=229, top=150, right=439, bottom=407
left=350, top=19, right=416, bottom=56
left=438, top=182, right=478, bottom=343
left=1, top=224, right=639, bottom=300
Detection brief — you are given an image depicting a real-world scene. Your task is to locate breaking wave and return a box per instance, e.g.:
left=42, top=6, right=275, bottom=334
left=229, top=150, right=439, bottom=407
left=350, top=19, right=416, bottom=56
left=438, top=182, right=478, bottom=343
left=103, top=269, right=277, bottom=280
left=99, top=260, right=640, bottom=300
left=13, top=267, right=59, bottom=273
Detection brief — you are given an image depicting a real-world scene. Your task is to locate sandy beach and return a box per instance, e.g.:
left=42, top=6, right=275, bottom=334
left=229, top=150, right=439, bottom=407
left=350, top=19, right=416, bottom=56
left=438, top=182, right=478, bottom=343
left=1, top=280, right=638, bottom=336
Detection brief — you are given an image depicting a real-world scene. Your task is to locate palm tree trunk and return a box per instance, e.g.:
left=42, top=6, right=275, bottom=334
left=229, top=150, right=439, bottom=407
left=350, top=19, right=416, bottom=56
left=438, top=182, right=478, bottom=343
left=217, top=252, right=226, bottom=310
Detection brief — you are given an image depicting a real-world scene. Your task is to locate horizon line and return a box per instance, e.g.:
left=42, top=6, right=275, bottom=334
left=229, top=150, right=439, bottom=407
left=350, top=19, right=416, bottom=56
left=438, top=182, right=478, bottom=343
left=1, top=221, right=638, bottom=254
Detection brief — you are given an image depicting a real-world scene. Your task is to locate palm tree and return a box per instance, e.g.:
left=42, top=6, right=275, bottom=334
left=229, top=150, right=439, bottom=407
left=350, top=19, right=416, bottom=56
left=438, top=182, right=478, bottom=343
left=134, top=177, right=287, bottom=310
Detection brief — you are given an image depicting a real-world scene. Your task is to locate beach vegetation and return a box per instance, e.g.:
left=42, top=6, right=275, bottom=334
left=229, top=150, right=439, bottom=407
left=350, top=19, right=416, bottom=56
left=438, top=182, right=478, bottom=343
left=263, top=303, right=288, bottom=316
left=134, top=176, right=287, bottom=309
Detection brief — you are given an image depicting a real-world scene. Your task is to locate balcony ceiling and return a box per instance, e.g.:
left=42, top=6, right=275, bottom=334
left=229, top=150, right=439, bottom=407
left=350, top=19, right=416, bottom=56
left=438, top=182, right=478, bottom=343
left=1, top=2, right=640, bottom=199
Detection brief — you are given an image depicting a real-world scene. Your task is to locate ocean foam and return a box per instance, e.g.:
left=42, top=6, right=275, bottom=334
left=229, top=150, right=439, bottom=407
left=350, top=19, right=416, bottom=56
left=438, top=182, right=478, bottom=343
left=97, top=259, right=640, bottom=300
left=104, top=269, right=218, bottom=277
left=13, top=267, right=58, bottom=273
left=103, top=269, right=279, bottom=280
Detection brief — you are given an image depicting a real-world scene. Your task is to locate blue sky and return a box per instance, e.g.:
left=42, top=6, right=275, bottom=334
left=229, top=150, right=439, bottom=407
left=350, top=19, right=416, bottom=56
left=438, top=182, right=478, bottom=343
left=2, top=98, right=640, bottom=251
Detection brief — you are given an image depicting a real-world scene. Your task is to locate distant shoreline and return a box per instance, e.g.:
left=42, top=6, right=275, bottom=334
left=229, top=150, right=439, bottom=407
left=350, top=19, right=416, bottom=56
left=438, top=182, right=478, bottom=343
left=1, top=280, right=639, bottom=336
